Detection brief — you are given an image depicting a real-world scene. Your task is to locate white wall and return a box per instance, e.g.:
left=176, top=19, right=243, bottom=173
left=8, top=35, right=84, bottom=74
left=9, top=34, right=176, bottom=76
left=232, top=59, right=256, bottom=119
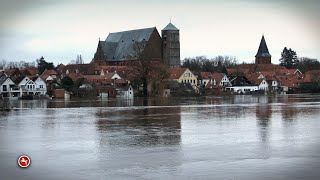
left=226, top=86, right=259, bottom=93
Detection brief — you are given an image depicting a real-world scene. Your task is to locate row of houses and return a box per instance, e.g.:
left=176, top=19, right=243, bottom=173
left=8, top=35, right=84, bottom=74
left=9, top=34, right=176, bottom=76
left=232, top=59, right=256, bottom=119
left=0, top=64, right=134, bottom=99
left=1, top=62, right=319, bottom=99
left=57, top=63, right=133, bottom=98
left=0, top=68, right=58, bottom=99
left=167, top=64, right=320, bottom=95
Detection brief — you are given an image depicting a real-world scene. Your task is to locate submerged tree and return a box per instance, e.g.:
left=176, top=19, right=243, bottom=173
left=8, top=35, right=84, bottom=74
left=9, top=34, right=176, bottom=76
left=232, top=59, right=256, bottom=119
left=279, top=47, right=298, bottom=69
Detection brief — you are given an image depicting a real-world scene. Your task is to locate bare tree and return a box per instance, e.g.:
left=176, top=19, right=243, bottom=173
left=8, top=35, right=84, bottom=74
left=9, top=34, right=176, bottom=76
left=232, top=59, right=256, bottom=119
left=128, top=40, right=169, bottom=96
left=182, top=55, right=239, bottom=72
left=0, top=59, right=7, bottom=70
left=6, top=61, right=19, bottom=69
left=69, top=54, right=85, bottom=64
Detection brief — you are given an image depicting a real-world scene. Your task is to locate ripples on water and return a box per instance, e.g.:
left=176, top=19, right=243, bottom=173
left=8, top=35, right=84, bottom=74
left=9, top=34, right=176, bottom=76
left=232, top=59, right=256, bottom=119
left=0, top=94, right=320, bottom=180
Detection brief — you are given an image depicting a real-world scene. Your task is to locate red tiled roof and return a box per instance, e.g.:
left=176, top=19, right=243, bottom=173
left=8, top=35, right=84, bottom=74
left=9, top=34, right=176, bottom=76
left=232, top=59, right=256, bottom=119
left=256, top=64, right=286, bottom=72
left=21, top=68, right=39, bottom=76
left=265, top=75, right=278, bottom=81
left=199, top=72, right=212, bottom=79
left=170, top=68, right=187, bottom=79
left=83, top=73, right=120, bottom=83
left=260, top=71, right=276, bottom=77
left=60, top=64, right=98, bottom=75
left=277, top=74, right=303, bottom=88
left=40, top=69, right=58, bottom=81
left=303, top=70, right=320, bottom=83
left=204, top=73, right=226, bottom=88
left=67, top=73, right=84, bottom=81
left=244, top=72, right=260, bottom=84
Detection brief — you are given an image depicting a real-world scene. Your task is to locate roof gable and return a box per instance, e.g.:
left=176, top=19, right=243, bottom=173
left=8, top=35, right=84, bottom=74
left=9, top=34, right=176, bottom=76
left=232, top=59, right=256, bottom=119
left=0, top=76, right=15, bottom=85
left=170, top=68, right=188, bottom=79
left=102, top=27, right=157, bottom=60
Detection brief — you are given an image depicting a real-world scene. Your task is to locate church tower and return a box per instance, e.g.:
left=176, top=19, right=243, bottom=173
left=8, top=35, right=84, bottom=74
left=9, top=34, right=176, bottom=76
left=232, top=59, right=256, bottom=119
left=162, top=22, right=180, bottom=68
left=255, top=35, right=271, bottom=64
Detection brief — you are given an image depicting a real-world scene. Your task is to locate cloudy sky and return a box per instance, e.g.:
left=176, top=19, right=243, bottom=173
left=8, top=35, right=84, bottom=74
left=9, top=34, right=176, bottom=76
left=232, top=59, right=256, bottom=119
left=0, top=0, right=319, bottom=65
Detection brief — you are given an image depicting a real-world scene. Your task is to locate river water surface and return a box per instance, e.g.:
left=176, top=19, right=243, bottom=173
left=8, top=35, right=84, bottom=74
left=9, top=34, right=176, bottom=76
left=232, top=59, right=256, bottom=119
left=0, top=95, right=320, bottom=179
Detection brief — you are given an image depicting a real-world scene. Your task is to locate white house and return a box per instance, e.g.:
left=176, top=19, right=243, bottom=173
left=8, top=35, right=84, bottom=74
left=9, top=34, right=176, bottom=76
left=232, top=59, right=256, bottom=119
left=116, top=85, right=134, bottom=98
left=202, top=73, right=232, bottom=89
left=0, top=76, right=18, bottom=98
left=258, top=79, right=269, bottom=91
left=226, top=86, right=259, bottom=93
left=266, top=76, right=279, bottom=91
left=34, top=77, right=47, bottom=95
left=18, top=76, right=46, bottom=96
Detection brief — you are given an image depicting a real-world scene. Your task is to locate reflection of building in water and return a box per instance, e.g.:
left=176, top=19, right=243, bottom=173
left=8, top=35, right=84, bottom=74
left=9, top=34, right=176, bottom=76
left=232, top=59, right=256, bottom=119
left=255, top=104, right=272, bottom=158
left=99, top=98, right=134, bottom=107
left=95, top=106, right=181, bottom=147
left=281, top=105, right=298, bottom=123
left=9, top=99, right=49, bottom=109
left=47, top=99, right=71, bottom=108
left=232, top=95, right=268, bottom=104
left=256, top=104, right=272, bottom=126
left=256, top=104, right=272, bottom=142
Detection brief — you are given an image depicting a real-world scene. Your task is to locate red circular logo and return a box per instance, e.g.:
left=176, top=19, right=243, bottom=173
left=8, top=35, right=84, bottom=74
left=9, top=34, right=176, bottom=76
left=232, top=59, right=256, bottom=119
left=18, top=155, right=31, bottom=168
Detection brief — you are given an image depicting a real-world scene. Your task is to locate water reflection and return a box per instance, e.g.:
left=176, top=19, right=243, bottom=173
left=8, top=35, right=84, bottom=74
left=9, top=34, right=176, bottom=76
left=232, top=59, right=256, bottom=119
left=281, top=105, right=298, bottom=124
left=95, top=106, right=181, bottom=147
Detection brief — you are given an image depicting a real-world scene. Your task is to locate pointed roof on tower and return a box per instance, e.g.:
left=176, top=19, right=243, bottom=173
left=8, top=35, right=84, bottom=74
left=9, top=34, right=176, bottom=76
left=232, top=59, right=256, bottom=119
left=162, top=22, right=179, bottom=31
left=255, top=35, right=271, bottom=57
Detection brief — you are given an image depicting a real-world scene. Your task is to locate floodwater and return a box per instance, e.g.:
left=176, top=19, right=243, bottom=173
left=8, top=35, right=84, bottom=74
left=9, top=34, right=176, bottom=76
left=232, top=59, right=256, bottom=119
left=0, top=95, right=320, bottom=180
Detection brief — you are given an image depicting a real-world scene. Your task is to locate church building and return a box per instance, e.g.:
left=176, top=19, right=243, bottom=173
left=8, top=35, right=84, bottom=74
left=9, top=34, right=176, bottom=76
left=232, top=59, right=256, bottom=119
left=255, top=35, right=272, bottom=64
left=92, top=22, right=180, bottom=68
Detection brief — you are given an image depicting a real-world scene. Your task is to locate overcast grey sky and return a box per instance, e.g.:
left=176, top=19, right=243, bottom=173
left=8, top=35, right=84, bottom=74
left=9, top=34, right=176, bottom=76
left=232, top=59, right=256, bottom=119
left=0, top=0, right=319, bottom=65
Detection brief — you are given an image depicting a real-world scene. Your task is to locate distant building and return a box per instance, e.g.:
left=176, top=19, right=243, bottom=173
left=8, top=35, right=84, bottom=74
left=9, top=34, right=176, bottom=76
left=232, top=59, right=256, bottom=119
left=255, top=35, right=271, bottom=64
left=162, top=22, right=180, bottom=68
left=92, top=22, right=181, bottom=68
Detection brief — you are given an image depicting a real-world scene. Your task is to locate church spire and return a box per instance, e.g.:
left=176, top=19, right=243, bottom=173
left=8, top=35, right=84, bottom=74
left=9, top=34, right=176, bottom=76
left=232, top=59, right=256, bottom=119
left=162, top=21, right=179, bottom=31
left=255, top=35, right=272, bottom=64
left=255, top=35, right=271, bottom=58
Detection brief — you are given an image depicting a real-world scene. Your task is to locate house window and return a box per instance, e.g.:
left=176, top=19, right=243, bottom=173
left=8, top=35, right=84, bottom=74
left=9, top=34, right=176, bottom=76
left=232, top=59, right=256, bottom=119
left=40, top=85, right=43, bottom=89
left=3, top=85, right=7, bottom=91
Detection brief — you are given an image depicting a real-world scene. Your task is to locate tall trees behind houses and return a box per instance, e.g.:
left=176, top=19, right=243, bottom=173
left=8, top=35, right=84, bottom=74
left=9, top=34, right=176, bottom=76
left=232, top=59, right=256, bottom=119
left=36, top=56, right=55, bottom=74
left=294, top=57, right=320, bottom=73
left=182, top=56, right=238, bottom=73
left=0, top=59, right=36, bottom=70
left=279, top=47, right=299, bottom=69
left=68, top=55, right=84, bottom=64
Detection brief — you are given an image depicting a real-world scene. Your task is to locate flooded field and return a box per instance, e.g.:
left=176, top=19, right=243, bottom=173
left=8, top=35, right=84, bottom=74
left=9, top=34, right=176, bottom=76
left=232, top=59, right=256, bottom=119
left=0, top=95, right=320, bottom=179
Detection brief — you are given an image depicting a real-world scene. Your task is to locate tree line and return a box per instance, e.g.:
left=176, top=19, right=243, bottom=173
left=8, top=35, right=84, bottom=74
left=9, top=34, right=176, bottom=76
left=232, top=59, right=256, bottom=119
left=0, top=54, right=86, bottom=74
left=181, top=48, right=319, bottom=74
left=279, top=47, right=320, bottom=73
left=181, top=55, right=238, bottom=74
